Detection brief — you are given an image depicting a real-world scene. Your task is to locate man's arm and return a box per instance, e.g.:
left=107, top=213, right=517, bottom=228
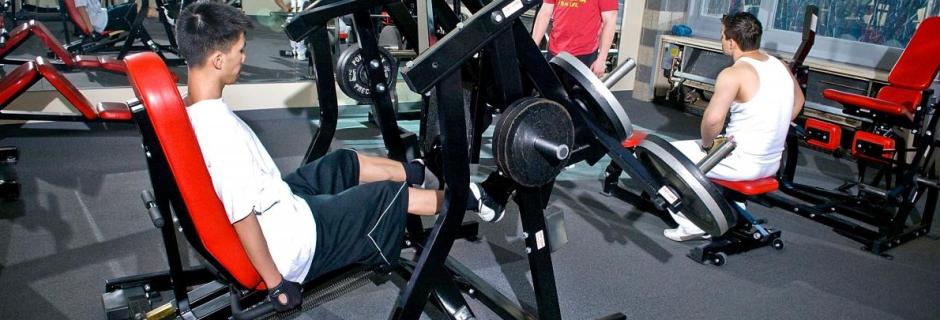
left=590, top=10, right=618, bottom=77
left=701, top=68, right=738, bottom=148
left=531, top=4, right=554, bottom=46
left=790, top=74, right=805, bottom=121
left=274, top=0, right=290, bottom=12
left=233, top=213, right=284, bottom=289
left=76, top=4, right=94, bottom=34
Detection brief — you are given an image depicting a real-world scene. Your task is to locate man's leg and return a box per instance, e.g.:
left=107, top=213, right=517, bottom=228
left=407, top=188, right=443, bottom=216
left=664, top=140, right=711, bottom=241
left=356, top=153, right=407, bottom=183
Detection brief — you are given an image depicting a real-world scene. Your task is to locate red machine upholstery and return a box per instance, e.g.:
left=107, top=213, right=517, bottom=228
left=711, top=177, right=779, bottom=196
left=124, top=52, right=266, bottom=291
left=823, top=17, right=940, bottom=121
left=74, top=55, right=128, bottom=74
left=95, top=102, right=133, bottom=121
left=0, top=20, right=76, bottom=66
left=803, top=118, right=841, bottom=152
left=851, top=131, right=895, bottom=162
left=34, top=57, right=98, bottom=120
left=0, top=62, right=42, bottom=109
left=621, top=130, right=648, bottom=148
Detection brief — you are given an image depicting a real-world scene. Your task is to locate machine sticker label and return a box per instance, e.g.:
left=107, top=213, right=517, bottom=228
left=535, top=230, right=546, bottom=250
left=658, top=186, right=679, bottom=205
left=810, top=15, right=818, bottom=32
left=501, top=0, right=524, bottom=18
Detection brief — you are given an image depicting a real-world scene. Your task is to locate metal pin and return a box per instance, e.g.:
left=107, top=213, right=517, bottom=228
left=491, top=12, right=504, bottom=24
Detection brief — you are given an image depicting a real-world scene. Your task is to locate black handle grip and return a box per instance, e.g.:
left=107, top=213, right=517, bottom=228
left=140, top=190, right=164, bottom=228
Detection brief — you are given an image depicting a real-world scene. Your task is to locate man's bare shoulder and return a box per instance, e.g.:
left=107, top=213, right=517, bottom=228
left=718, top=61, right=758, bottom=83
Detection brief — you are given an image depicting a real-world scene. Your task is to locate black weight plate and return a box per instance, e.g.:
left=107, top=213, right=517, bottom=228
left=550, top=52, right=632, bottom=141
left=493, top=99, right=529, bottom=182
left=494, top=98, right=575, bottom=187
left=634, top=135, right=737, bottom=236
left=335, top=45, right=398, bottom=104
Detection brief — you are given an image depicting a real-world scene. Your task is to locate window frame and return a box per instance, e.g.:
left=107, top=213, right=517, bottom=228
left=686, top=0, right=937, bottom=71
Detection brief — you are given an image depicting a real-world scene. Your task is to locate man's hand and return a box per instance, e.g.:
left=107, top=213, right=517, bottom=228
left=268, top=279, right=302, bottom=312
left=590, top=58, right=606, bottom=77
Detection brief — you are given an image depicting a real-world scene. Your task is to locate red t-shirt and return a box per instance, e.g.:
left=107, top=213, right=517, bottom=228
left=545, top=0, right=619, bottom=56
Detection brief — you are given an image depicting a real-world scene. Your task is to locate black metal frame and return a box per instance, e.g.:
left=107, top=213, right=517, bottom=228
left=767, top=97, right=939, bottom=255
left=59, top=0, right=182, bottom=64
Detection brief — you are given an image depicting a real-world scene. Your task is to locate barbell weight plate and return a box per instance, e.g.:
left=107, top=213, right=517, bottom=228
left=550, top=52, right=633, bottom=142
left=494, top=98, right=575, bottom=187
left=335, top=45, right=398, bottom=104
left=633, top=135, right=737, bottom=236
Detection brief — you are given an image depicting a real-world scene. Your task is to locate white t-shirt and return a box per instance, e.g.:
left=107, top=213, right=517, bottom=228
left=73, top=0, right=108, bottom=33
left=187, top=99, right=316, bottom=283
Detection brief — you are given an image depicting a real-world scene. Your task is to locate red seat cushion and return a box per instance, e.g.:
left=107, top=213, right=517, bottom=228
left=74, top=55, right=128, bottom=74
left=822, top=89, right=912, bottom=119
left=0, top=61, right=41, bottom=109
left=711, top=177, right=779, bottom=196
left=621, top=130, right=648, bottom=148
left=96, top=102, right=132, bottom=121
left=74, top=55, right=103, bottom=69
left=96, top=56, right=128, bottom=74
left=34, top=57, right=98, bottom=120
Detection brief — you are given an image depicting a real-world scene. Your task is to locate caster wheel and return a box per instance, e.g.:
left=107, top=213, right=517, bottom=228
left=772, top=238, right=784, bottom=250
left=712, top=252, right=727, bottom=266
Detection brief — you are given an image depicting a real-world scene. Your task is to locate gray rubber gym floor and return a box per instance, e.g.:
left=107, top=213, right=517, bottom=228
left=1, top=89, right=939, bottom=319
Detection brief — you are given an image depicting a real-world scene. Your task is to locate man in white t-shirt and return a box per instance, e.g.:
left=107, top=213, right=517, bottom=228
left=664, top=12, right=805, bottom=241
left=72, top=0, right=136, bottom=34
left=175, top=2, right=506, bottom=313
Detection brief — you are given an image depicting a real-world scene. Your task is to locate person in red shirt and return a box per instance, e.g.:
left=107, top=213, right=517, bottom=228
left=531, top=0, right=619, bottom=77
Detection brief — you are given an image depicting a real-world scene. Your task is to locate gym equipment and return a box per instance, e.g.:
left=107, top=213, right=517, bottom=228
left=493, top=97, right=574, bottom=187
left=57, top=0, right=183, bottom=64
left=531, top=49, right=739, bottom=239
left=335, top=44, right=398, bottom=103
left=0, top=20, right=128, bottom=72
left=0, top=57, right=133, bottom=121
left=765, top=16, right=940, bottom=255
left=0, top=146, right=17, bottom=200
left=604, top=6, right=823, bottom=264
left=0, top=56, right=133, bottom=201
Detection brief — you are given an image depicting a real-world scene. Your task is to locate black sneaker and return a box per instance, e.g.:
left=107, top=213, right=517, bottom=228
left=470, top=183, right=506, bottom=223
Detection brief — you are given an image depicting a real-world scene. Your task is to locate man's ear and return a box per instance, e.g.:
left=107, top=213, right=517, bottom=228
left=210, top=51, right=225, bottom=70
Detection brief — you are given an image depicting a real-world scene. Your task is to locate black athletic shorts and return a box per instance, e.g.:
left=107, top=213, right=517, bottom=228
left=283, top=149, right=409, bottom=283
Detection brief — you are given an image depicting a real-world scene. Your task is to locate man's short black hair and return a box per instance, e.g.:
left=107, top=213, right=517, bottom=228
left=721, top=12, right=762, bottom=51
left=176, top=1, right=253, bottom=67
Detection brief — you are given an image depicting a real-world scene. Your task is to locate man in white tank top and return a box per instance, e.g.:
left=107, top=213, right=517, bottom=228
left=664, top=12, right=805, bottom=241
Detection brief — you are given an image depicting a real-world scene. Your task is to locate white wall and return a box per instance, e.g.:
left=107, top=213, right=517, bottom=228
left=611, top=0, right=646, bottom=91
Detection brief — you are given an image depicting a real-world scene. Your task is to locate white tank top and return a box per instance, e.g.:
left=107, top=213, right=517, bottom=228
left=724, top=55, right=794, bottom=167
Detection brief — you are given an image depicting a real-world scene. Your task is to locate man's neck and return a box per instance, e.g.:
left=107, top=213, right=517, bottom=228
left=186, top=69, right=224, bottom=106
left=732, top=49, right=762, bottom=61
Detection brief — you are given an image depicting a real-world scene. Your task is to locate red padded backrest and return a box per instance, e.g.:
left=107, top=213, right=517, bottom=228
left=62, top=0, right=93, bottom=36
left=0, top=62, right=42, bottom=109
left=124, top=53, right=265, bottom=291
left=876, top=86, right=921, bottom=112
left=34, top=57, right=98, bottom=120
left=36, top=57, right=98, bottom=120
left=0, top=21, right=74, bottom=66
left=887, top=17, right=940, bottom=90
